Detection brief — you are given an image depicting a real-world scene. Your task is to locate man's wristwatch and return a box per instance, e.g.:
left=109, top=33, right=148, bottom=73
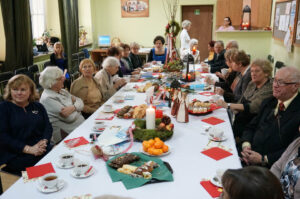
left=227, top=103, right=231, bottom=109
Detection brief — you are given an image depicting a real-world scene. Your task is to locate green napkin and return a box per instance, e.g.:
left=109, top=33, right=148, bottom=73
left=106, top=152, right=173, bottom=189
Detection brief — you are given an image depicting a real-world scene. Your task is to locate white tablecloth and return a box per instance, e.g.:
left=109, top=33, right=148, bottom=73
left=1, top=81, right=241, bottom=199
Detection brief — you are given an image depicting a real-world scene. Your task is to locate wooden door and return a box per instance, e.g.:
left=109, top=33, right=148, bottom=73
left=182, top=5, right=213, bottom=62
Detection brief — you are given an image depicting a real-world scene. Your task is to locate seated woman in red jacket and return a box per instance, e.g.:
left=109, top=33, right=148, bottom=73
left=0, top=75, right=53, bottom=175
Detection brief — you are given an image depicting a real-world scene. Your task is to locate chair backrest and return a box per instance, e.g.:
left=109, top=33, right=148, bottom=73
left=28, top=64, right=39, bottom=73
left=43, top=61, right=52, bottom=68
left=267, top=54, right=274, bottom=63
left=78, top=51, right=85, bottom=62
left=14, top=67, right=28, bottom=75
left=0, top=71, right=14, bottom=82
left=274, top=61, right=285, bottom=75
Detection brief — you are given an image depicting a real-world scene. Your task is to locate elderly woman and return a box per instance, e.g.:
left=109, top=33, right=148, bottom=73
left=217, top=16, right=235, bottom=31
left=147, top=35, right=167, bottom=64
left=181, top=38, right=200, bottom=63
left=206, top=48, right=238, bottom=96
left=95, top=56, right=126, bottom=102
left=222, top=166, right=284, bottom=199
left=129, top=42, right=143, bottom=69
left=71, top=59, right=103, bottom=119
left=180, top=20, right=191, bottom=54
left=216, top=50, right=252, bottom=102
left=271, top=126, right=300, bottom=199
left=217, top=59, right=273, bottom=139
left=39, top=67, right=85, bottom=144
left=0, top=75, right=52, bottom=175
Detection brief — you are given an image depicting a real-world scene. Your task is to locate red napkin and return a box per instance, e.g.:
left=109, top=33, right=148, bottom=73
left=137, top=79, right=145, bottom=82
left=152, top=73, right=160, bottom=76
left=64, top=136, right=89, bottom=148
left=26, top=163, right=55, bottom=179
left=199, top=92, right=215, bottom=96
left=202, top=117, right=225, bottom=125
left=200, top=180, right=223, bottom=198
left=201, top=147, right=233, bottom=160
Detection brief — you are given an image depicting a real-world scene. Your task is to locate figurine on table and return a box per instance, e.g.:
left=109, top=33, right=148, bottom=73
left=176, top=92, right=189, bottom=123
left=171, top=89, right=180, bottom=117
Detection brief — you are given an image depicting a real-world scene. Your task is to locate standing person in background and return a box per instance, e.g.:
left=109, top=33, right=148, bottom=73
left=218, top=17, right=235, bottom=31
left=180, top=20, right=191, bottom=55
left=50, top=42, right=71, bottom=89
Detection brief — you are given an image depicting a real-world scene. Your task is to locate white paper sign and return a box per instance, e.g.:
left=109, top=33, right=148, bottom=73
left=275, top=8, right=280, bottom=27
left=285, top=2, right=291, bottom=14
left=284, top=15, right=290, bottom=31
left=279, top=15, right=286, bottom=31
left=296, top=21, right=300, bottom=40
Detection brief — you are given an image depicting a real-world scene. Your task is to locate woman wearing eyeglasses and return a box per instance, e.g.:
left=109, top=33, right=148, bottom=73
left=217, top=17, right=235, bottom=31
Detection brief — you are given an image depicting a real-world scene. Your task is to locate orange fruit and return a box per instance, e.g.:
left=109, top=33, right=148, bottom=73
left=147, top=147, right=155, bottom=155
left=142, top=141, right=148, bottom=147
left=162, top=144, right=169, bottom=153
left=154, top=137, right=161, bottom=142
left=152, top=149, right=163, bottom=156
left=148, top=139, right=155, bottom=146
left=154, top=141, right=164, bottom=149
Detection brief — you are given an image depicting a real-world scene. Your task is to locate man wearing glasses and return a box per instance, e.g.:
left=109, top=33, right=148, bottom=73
left=240, top=66, right=300, bottom=168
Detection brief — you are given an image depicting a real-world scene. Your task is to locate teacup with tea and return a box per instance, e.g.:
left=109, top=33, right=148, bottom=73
left=60, top=153, right=74, bottom=167
left=74, top=161, right=90, bottom=176
left=41, top=173, right=58, bottom=188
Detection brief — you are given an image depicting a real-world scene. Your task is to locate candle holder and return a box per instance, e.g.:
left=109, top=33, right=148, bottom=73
left=240, top=5, right=251, bottom=30
left=181, top=53, right=195, bottom=82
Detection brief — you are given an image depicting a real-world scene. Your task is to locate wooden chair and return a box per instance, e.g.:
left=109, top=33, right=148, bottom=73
left=0, top=164, right=20, bottom=195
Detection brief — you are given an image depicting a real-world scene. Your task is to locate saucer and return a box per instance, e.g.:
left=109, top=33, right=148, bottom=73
left=56, top=159, right=75, bottom=169
left=92, top=126, right=106, bottom=132
left=210, top=176, right=222, bottom=187
left=102, top=109, right=114, bottom=113
left=71, top=166, right=95, bottom=178
left=209, top=135, right=227, bottom=142
left=37, top=179, right=65, bottom=193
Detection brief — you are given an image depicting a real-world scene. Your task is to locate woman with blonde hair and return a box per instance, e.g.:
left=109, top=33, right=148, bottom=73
left=0, top=75, right=53, bottom=175
left=71, top=59, right=103, bottom=119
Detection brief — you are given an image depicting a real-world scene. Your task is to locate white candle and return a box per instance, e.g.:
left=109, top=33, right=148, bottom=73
left=146, top=105, right=155, bottom=129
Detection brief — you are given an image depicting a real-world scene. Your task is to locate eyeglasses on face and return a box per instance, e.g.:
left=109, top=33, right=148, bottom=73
left=273, top=78, right=297, bottom=86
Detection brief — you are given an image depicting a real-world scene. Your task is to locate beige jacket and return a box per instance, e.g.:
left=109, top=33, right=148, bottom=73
left=70, top=76, right=103, bottom=114
left=94, top=69, right=117, bottom=102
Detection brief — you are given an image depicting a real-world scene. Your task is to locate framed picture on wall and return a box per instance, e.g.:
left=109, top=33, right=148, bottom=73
left=121, top=0, right=149, bottom=18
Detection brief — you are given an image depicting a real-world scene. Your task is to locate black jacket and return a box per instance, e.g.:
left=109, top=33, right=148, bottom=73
left=208, top=49, right=227, bottom=73
left=241, top=93, right=300, bottom=167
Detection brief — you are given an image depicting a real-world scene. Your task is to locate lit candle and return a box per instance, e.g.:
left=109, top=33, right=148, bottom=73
left=146, top=105, right=155, bottom=129
left=192, top=46, right=196, bottom=55
left=188, top=74, right=191, bottom=81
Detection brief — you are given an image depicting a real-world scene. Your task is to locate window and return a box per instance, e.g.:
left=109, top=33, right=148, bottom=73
left=29, top=0, right=46, bottom=39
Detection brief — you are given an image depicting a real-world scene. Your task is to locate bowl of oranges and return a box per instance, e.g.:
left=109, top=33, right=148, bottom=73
left=141, top=137, right=170, bottom=156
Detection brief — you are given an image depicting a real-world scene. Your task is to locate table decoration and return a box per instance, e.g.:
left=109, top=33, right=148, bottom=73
left=200, top=180, right=223, bottom=198
left=201, top=117, right=225, bottom=125
left=176, top=91, right=189, bottom=123
left=107, top=152, right=173, bottom=190
left=201, top=147, right=233, bottom=161
left=199, top=91, right=216, bottom=96
left=132, top=116, right=174, bottom=141
left=142, top=137, right=169, bottom=156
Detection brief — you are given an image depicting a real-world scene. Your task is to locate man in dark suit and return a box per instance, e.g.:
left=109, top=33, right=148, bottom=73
left=208, top=40, right=228, bottom=73
left=241, top=66, right=300, bottom=167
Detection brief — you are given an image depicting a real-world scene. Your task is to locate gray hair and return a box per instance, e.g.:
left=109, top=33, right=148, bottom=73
left=39, top=66, right=63, bottom=89
left=251, top=59, right=273, bottom=78
left=226, top=40, right=239, bottom=49
left=102, top=56, right=120, bottom=69
left=278, top=66, right=300, bottom=83
left=189, top=39, right=198, bottom=48
left=130, top=42, right=140, bottom=49
left=215, top=40, right=224, bottom=48
left=182, top=20, right=191, bottom=28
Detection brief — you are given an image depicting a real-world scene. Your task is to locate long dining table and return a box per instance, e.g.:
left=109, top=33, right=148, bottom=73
left=1, top=75, right=242, bottom=199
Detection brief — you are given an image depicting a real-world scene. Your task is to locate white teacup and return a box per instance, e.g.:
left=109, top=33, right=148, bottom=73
left=60, top=153, right=74, bottom=166
left=211, top=94, right=221, bottom=102
left=123, top=75, right=131, bottom=83
left=103, top=104, right=113, bottom=112
left=74, top=161, right=90, bottom=176
left=113, top=95, right=124, bottom=103
left=221, top=68, right=229, bottom=76
left=157, top=61, right=162, bottom=65
left=209, top=127, right=224, bottom=139
left=216, top=169, right=225, bottom=182
left=41, top=173, right=58, bottom=188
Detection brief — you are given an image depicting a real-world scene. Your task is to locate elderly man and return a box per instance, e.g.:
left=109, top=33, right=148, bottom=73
left=208, top=40, right=228, bottom=73
left=226, top=40, right=239, bottom=50
left=241, top=66, right=300, bottom=168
